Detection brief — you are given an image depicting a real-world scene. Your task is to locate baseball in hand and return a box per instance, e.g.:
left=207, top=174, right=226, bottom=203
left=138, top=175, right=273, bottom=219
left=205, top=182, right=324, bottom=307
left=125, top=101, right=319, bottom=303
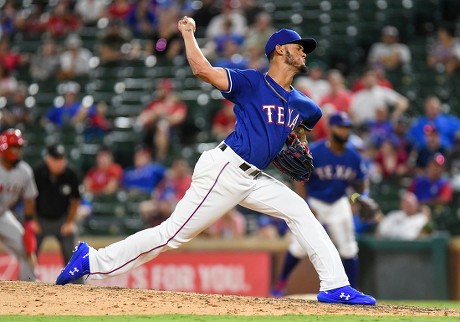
left=180, top=16, right=196, bottom=33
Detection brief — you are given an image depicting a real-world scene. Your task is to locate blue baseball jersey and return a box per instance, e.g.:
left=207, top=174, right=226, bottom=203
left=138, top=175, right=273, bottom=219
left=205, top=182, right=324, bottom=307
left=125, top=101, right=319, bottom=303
left=122, top=162, right=166, bottom=194
left=306, top=140, right=366, bottom=203
left=221, top=69, right=322, bottom=169
left=408, top=175, right=451, bottom=203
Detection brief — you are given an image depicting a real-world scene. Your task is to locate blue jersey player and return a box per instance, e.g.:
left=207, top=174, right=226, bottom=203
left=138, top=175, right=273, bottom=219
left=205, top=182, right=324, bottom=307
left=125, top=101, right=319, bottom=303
left=272, top=112, right=368, bottom=296
left=56, top=17, right=375, bottom=305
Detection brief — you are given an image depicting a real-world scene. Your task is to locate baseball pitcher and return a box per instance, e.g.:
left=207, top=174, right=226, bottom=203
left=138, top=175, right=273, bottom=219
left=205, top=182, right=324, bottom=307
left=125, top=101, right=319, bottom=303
left=56, top=17, right=375, bottom=305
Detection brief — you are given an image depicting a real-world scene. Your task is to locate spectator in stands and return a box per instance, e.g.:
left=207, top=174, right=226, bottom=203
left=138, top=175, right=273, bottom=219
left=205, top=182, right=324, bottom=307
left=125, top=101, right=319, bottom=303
left=351, top=200, right=381, bottom=236
left=319, top=69, right=352, bottom=114
left=0, top=37, right=22, bottom=72
left=239, top=0, right=265, bottom=27
left=427, top=23, right=460, bottom=75
left=367, top=25, right=411, bottom=70
left=139, top=158, right=192, bottom=228
left=108, top=0, right=133, bottom=20
left=33, top=144, right=83, bottom=283
left=243, top=12, right=275, bottom=52
left=351, top=65, right=393, bottom=93
left=30, top=37, right=60, bottom=81
left=156, top=0, right=194, bottom=19
left=350, top=68, right=408, bottom=126
left=307, top=110, right=330, bottom=142
left=408, top=153, right=453, bottom=208
left=255, top=215, right=289, bottom=240
left=121, top=145, right=166, bottom=196
left=97, top=17, right=133, bottom=46
left=243, top=42, right=268, bottom=72
left=191, top=0, right=220, bottom=36
left=46, top=1, right=81, bottom=39
left=0, top=0, right=19, bottom=40
left=98, top=33, right=126, bottom=67
left=43, top=81, right=97, bottom=129
left=83, top=146, right=123, bottom=197
left=367, top=107, right=394, bottom=148
left=0, top=63, right=17, bottom=97
left=211, top=99, right=236, bottom=141
left=376, top=191, right=430, bottom=240
left=413, top=124, right=447, bottom=172
left=75, top=0, right=107, bottom=26
left=15, top=2, right=47, bottom=39
left=82, top=100, right=112, bottom=142
left=125, top=0, right=157, bottom=39
left=205, top=2, right=247, bottom=41
left=2, top=82, right=34, bottom=128
left=446, top=131, right=460, bottom=194
left=147, top=4, right=184, bottom=61
left=293, top=61, right=330, bottom=103
left=203, top=18, right=245, bottom=60
left=58, top=33, right=93, bottom=80
left=392, top=114, right=413, bottom=154
left=204, top=208, right=247, bottom=239
left=136, top=79, right=187, bottom=162
left=407, top=95, right=460, bottom=150
left=213, top=38, right=248, bottom=69
left=373, top=135, right=409, bottom=180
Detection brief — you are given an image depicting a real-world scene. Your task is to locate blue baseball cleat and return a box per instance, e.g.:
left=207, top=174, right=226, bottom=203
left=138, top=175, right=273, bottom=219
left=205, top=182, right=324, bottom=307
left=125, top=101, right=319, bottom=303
left=317, top=285, right=376, bottom=305
left=271, top=288, right=285, bottom=298
left=56, top=242, right=90, bottom=285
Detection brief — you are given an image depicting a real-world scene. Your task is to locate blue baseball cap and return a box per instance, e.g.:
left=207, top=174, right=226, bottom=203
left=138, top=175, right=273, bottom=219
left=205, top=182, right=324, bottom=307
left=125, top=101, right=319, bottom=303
left=264, top=29, right=317, bottom=58
left=329, top=112, right=352, bottom=127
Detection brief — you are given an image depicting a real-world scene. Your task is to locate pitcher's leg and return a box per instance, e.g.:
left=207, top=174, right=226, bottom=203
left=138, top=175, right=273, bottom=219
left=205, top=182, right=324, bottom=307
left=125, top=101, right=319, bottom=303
left=89, top=153, right=251, bottom=279
left=240, top=175, right=348, bottom=291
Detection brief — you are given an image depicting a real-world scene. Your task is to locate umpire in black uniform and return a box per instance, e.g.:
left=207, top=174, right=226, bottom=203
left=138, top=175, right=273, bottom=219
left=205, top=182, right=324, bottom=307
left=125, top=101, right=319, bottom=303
left=33, top=144, right=83, bottom=283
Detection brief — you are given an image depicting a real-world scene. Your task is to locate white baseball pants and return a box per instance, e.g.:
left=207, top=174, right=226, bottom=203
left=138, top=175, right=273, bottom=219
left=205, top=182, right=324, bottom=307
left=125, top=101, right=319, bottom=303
left=289, top=196, right=358, bottom=259
left=88, top=145, right=349, bottom=291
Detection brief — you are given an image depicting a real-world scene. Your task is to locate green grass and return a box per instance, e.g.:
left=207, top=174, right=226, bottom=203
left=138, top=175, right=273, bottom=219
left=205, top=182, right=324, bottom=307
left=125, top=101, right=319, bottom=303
left=0, top=315, right=459, bottom=322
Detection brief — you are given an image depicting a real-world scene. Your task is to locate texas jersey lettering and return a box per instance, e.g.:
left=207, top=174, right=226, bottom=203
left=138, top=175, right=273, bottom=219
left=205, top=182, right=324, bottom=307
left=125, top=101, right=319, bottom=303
left=222, top=69, right=322, bottom=170
left=307, top=140, right=365, bottom=203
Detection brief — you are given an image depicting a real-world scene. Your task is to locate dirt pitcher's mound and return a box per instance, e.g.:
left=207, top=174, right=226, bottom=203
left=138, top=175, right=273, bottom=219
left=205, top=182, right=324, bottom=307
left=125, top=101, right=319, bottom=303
left=0, top=281, right=459, bottom=316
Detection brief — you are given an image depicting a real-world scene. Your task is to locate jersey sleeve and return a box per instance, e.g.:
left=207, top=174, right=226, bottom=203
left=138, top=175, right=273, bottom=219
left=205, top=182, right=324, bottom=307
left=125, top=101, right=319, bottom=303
left=289, top=89, right=323, bottom=131
left=21, top=163, right=38, bottom=200
left=299, top=103, right=322, bottom=131
left=45, top=107, right=59, bottom=124
left=220, top=69, right=255, bottom=103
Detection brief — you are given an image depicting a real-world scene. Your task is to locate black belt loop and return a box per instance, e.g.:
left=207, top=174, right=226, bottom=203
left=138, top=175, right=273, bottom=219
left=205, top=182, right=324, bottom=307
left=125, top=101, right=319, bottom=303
left=218, top=143, right=261, bottom=177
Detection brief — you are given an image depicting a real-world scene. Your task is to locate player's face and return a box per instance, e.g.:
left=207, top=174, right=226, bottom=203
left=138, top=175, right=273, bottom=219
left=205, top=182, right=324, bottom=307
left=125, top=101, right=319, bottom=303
left=330, top=125, right=350, bottom=144
left=46, top=156, right=67, bottom=175
left=2, top=146, right=22, bottom=165
left=284, top=44, right=308, bottom=73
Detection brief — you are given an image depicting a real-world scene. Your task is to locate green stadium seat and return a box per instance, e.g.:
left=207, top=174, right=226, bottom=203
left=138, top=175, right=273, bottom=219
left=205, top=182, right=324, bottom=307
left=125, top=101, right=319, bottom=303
left=84, top=215, right=125, bottom=235
left=370, top=178, right=406, bottom=214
